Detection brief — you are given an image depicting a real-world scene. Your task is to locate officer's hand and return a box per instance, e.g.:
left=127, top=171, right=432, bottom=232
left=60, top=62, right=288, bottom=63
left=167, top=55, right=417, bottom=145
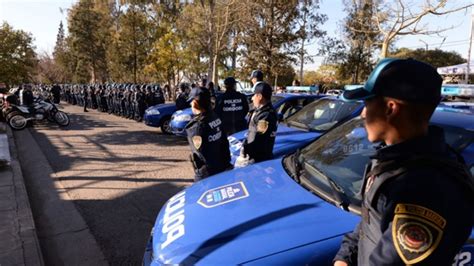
left=334, top=261, right=348, bottom=266
left=235, top=154, right=254, bottom=168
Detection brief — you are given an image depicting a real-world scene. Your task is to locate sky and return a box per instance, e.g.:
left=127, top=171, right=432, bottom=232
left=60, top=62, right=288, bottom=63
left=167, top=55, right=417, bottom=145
left=1, top=0, right=473, bottom=70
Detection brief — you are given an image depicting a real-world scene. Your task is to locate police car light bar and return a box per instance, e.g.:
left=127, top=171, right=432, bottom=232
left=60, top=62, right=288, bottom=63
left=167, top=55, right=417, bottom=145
left=441, top=85, right=474, bottom=97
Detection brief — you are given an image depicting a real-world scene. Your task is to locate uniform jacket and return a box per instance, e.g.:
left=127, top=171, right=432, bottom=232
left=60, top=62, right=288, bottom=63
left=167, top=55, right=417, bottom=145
left=215, top=90, right=249, bottom=135
left=185, top=111, right=232, bottom=180
left=334, top=126, right=473, bottom=266
left=243, top=102, right=277, bottom=163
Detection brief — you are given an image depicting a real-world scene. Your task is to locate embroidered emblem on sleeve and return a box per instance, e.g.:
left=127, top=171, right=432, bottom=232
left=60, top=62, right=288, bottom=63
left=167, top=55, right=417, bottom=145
left=392, top=203, right=446, bottom=265
left=257, top=120, right=269, bottom=134
left=192, top=136, right=202, bottom=149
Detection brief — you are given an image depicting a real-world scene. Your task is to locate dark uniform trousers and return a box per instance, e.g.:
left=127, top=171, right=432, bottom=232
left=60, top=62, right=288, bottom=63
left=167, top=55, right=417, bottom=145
left=334, top=126, right=474, bottom=266
left=185, top=111, right=232, bottom=181
left=242, top=103, right=278, bottom=163
left=215, top=90, right=249, bottom=135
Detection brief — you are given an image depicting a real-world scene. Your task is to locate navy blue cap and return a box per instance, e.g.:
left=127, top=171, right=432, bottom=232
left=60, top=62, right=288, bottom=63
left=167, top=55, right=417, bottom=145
left=188, top=87, right=211, bottom=103
left=254, top=82, right=272, bottom=99
left=342, top=58, right=442, bottom=104
left=224, top=77, right=237, bottom=86
left=250, top=70, right=263, bottom=80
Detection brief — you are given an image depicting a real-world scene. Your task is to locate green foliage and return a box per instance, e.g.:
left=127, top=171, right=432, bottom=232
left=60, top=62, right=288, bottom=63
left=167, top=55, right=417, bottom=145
left=68, top=0, right=110, bottom=82
left=0, top=22, right=37, bottom=86
left=239, top=0, right=300, bottom=83
left=390, top=48, right=466, bottom=68
left=144, top=32, right=188, bottom=88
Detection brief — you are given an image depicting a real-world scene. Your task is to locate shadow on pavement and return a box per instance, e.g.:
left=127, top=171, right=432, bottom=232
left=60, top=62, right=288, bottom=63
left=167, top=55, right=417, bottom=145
left=74, top=182, right=186, bottom=265
left=15, top=105, right=194, bottom=265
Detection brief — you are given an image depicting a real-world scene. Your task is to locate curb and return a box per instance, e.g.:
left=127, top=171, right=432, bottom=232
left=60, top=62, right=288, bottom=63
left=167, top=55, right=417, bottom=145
left=12, top=127, right=108, bottom=266
left=0, top=123, right=44, bottom=265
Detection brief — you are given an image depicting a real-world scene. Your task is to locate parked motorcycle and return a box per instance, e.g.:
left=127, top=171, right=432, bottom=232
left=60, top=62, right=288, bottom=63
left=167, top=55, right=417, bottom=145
left=3, top=97, right=70, bottom=130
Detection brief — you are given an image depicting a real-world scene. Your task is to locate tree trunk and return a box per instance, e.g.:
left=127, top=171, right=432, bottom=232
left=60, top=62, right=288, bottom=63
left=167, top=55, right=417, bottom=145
left=381, top=40, right=389, bottom=58
left=212, top=54, right=219, bottom=85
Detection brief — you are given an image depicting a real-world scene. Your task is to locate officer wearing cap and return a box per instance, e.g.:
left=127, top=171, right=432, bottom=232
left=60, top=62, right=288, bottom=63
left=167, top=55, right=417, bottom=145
left=236, top=71, right=277, bottom=166
left=175, top=83, right=189, bottom=110
left=185, top=87, right=232, bottom=181
left=215, top=77, right=249, bottom=135
left=333, top=58, right=474, bottom=266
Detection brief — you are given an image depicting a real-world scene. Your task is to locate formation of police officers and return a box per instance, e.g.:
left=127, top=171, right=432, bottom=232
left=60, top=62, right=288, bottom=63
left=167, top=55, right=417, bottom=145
left=61, top=83, right=166, bottom=121
left=16, top=71, right=278, bottom=182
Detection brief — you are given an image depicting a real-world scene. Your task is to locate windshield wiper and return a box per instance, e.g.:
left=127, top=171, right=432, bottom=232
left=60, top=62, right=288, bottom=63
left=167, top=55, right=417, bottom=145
left=287, top=120, right=309, bottom=130
left=303, top=163, right=351, bottom=211
left=283, top=149, right=304, bottom=183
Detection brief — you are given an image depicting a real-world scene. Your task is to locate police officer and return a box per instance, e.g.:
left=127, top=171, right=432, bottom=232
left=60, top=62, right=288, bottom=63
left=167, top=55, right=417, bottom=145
left=51, top=84, right=61, bottom=104
left=215, top=77, right=249, bottom=135
left=333, top=58, right=474, bottom=266
left=175, top=84, right=189, bottom=110
left=185, top=87, right=232, bottom=181
left=235, top=71, right=277, bottom=166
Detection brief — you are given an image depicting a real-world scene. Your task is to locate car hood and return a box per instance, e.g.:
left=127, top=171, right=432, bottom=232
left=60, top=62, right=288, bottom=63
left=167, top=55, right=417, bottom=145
left=147, top=103, right=175, bottom=112
left=228, top=125, right=321, bottom=159
left=151, top=159, right=359, bottom=265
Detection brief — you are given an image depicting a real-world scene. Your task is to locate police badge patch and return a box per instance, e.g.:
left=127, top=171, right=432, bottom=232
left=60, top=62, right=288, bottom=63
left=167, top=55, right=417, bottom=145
left=257, top=120, right=269, bottom=134
left=392, top=203, right=446, bottom=264
left=192, top=136, right=202, bottom=149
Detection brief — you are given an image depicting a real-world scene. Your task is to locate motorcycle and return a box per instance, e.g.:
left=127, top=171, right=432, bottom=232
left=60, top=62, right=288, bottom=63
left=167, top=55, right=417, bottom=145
left=3, top=97, right=70, bottom=130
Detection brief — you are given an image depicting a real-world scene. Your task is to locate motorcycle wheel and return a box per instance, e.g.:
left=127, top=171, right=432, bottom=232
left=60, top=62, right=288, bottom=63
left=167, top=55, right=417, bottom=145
left=46, top=111, right=56, bottom=122
left=54, top=111, right=70, bottom=127
left=8, top=112, right=28, bottom=130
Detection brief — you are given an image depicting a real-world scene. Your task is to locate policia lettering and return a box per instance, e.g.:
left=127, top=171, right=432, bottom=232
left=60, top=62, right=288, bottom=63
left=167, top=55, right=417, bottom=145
left=161, top=191, right=186, bottom=249
left=393, top=204, right=446, bottom=264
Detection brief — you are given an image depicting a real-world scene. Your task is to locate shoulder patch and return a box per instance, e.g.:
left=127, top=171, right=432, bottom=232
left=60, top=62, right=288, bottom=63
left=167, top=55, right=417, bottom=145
left=392, top=203, right=446, bottom=264
left=257, top=120, right=269, bottom=134
left=192, top=136, right=202, bottom=149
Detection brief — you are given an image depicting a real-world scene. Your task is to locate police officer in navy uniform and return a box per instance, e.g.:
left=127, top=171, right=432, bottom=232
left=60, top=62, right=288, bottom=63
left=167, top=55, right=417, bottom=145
left=333, top=58, right=474, bottom=266
left=215, top=77, right=249, bottom=135
left=236, top=71, right=277, bottom=166
left=185, top=87, right=232, bottom=181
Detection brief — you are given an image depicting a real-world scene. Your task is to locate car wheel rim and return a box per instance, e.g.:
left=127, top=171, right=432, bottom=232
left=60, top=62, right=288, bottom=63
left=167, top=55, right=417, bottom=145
left=163, top=120, right=171, bottom=133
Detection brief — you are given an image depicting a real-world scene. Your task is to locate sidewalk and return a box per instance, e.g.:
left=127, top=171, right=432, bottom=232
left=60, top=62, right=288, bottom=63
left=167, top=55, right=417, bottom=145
left=0, top=122, right=43, bottom=265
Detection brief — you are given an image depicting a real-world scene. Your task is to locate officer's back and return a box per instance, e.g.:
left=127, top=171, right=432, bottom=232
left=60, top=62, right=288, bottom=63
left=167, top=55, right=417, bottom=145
left=215, top=77, right=249, bottom=135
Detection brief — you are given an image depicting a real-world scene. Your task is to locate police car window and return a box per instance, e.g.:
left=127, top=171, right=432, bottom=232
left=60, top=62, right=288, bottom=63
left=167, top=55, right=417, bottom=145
left=286, top=98, right=360, bottom=132
left=299, top=117, right=374, bottom=204
left=294, top=117, right=473, bottom=207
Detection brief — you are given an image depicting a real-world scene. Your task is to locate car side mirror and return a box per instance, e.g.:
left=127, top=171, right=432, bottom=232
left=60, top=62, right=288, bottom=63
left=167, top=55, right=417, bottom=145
left=278, top=112, right=284, bottom=122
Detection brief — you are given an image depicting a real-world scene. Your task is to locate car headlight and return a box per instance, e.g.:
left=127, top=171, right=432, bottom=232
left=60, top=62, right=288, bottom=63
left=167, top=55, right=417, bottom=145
left=174, top=114, right=192, bottom=122
left=147, top=109, right=160, bottom=115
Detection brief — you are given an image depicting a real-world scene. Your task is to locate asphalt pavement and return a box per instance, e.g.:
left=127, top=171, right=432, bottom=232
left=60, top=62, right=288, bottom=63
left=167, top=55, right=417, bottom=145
left=14, top=103, right=194, bottom=265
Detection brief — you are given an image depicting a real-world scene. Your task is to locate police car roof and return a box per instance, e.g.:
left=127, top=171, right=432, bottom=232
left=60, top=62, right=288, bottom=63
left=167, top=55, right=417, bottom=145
left=274, top=93, right=320, bottom=98
left=432, top=106, right=474, bottom=131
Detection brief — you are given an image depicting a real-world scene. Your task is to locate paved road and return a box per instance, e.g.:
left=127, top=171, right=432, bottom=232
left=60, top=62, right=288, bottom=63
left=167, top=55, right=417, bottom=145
left=22, top=103, right=194, bottom=265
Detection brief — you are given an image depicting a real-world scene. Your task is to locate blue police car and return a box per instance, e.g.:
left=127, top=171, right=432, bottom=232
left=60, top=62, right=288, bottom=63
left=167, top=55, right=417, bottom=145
left=169, top=93, right=323, bottom=137
left=144, top=103, right=182, bottom=134
left=143, top=106, right=474, bottom=265
left=228, top=96, right=364, bottom=163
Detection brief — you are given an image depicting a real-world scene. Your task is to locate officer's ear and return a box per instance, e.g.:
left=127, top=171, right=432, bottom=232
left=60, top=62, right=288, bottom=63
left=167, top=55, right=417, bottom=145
left=384, top=97, right=403, bottom=120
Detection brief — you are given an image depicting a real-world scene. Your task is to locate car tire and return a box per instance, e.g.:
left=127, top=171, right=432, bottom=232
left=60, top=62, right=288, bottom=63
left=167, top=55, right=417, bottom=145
left=160, top=117, right=172, bottom=134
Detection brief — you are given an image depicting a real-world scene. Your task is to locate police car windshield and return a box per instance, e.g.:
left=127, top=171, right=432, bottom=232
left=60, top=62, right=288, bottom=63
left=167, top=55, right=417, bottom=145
left=298, top=117, right=372, bottom=206
left=295, top=116, right=474, bottom=210
left=285, top=98, right=360, bottom=132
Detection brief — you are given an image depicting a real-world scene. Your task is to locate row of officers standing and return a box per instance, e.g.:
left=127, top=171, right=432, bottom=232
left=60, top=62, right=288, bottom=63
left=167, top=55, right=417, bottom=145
left=62, top=84, right=166, bottom=121
left=186, top=70, right=277, bottom=181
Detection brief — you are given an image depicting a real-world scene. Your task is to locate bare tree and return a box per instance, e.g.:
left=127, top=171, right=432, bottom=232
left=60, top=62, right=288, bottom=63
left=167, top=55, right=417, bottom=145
left=349, top=0, right=474, bottom=58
